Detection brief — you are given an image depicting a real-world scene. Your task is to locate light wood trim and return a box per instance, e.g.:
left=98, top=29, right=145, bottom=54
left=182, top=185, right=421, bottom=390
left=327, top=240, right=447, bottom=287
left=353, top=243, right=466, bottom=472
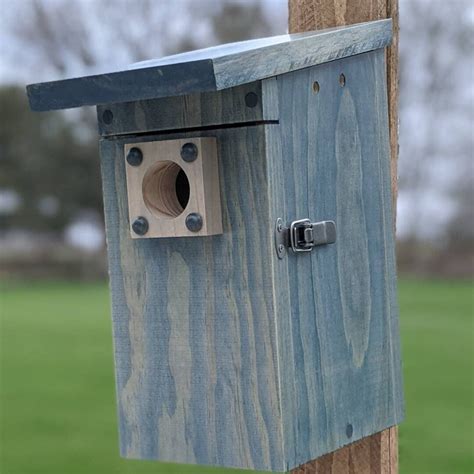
left=124, top=138, right=223, bottom=238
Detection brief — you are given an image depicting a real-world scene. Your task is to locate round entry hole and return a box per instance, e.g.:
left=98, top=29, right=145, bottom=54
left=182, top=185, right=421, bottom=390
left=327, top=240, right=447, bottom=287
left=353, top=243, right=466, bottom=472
left=142, top=161, right=190, bottom=218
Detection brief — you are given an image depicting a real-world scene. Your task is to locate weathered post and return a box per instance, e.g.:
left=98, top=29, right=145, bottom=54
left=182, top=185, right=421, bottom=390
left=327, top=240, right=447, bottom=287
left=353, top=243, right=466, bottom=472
left=26, top=17, right=403, bottom=473
left=288, top=1, right=401, bottom=473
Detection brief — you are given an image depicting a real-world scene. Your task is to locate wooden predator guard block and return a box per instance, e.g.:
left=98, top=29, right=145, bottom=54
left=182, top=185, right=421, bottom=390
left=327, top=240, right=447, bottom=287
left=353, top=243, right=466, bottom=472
left=124, top=138, right=222, bottom=238
left=26, top=19, right=404, bottom=473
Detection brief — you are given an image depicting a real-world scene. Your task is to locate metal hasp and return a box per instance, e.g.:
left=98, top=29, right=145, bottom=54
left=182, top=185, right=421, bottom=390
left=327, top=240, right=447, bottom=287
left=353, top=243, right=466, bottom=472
left=275, top=218, right=336, bottom=258
left=291, top=218, right=336, bottom=252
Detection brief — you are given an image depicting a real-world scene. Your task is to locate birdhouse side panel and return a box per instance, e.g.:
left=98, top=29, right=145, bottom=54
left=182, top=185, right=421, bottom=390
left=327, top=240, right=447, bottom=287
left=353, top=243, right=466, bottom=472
left=267, top=49, right=404, bottom=470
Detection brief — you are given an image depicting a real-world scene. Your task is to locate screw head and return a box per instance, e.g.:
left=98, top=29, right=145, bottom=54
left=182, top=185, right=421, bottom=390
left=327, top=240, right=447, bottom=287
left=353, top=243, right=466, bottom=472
left=102, top=109, right=113, bottom=124
left=180, top=142, right=198, bottom=162
left=185, top=212, right=203, bottom=232
left=132, top=216, right=149, bottom=235
left=126, top=147, right=143, bottom=167
left=245, top=92, right=259, bottom=108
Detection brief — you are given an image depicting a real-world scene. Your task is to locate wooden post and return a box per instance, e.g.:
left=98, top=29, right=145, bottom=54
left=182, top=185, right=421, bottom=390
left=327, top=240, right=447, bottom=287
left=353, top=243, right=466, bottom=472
left=288, top=1, right=400, bottom=473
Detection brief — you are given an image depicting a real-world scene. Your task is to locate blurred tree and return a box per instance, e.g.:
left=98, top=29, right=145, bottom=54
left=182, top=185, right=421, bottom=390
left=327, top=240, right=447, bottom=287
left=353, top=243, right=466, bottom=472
left=0, top=0, right=281, bottom=237
left=211, top=2, right=272, bottom=43
left=0, top=86, right=101, bottom=232
left=3, top=0, right=279, bottom=85
left=398, top=0, right=474, bottom=245
left=447, top=177, right=474, bottom=252
left=395, top=0, right=474, bottom=275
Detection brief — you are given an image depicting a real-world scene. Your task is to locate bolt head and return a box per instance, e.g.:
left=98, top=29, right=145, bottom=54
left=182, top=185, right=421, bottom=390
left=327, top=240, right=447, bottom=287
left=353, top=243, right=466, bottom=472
left=245, top=92, right=258, bottom=108
left=132, top=216, right=149, bottom=236
left=180, top=142, right=198, bottom=163
left=126, top=147, right=143, bottom=167
left=102, top=109, right=113, bottom=124
left=185, top=213, right=203, bottom=232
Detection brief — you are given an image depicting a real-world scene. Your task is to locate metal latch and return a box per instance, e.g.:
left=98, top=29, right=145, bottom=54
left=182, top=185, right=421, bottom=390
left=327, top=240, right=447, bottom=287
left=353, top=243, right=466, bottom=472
left=275, top=218, right=336, bottom=259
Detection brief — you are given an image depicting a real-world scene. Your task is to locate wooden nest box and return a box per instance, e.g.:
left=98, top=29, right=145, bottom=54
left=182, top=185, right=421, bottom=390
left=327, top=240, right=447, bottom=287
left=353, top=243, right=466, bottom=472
left=27, top=19, right=404, bottom=472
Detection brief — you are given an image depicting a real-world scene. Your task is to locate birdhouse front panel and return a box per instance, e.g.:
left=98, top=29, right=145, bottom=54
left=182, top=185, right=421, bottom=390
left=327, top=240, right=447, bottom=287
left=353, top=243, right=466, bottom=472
left=100, top=123, right=286, bottom=471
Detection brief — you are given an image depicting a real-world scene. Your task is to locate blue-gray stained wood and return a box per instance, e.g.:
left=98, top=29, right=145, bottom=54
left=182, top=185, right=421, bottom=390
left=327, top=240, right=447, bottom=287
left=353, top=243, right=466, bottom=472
left=99, top=48, right=403, bottom=472
left=266, top=49, right=404, bottom=469
left=27, top=19, right=391, bottom=111
left=100, top=126, right=285, bottom=471
left=97, top=80, right=279, bottom=137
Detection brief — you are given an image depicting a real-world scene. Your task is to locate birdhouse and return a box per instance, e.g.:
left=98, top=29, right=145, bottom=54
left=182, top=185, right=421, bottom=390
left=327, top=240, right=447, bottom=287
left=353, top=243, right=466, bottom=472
left=27, top=19, right=404, bottom=472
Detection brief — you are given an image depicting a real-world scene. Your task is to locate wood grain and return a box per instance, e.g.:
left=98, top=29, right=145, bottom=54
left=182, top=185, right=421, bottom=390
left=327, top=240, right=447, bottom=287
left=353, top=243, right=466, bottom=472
left=288, top=0, right=400, bottom=472
left=289, top=0, right=399, bottom=221
left=97, top=81, right=279, bottom=137
left=266, top=50, right=403, bottom=471
left=100, top=126, right=286, bottom=471
left=290, top=427, right=398, bottom=473
left=211, top=20, right=391, bottom=90
left=27, top=20, right=391, bottom=111
left=124, top=138, right=223, bottom=238
left=99, top=50, right=403, bottom=472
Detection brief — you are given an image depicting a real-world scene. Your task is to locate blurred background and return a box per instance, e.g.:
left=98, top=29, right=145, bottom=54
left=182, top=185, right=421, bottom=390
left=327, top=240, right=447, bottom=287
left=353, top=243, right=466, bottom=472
left=0, top=0, right=472, bottom=473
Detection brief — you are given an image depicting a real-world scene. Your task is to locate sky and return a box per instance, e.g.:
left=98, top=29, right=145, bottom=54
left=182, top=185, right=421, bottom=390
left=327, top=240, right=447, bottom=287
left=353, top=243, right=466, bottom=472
left=0, top=0, right=472, bottom=247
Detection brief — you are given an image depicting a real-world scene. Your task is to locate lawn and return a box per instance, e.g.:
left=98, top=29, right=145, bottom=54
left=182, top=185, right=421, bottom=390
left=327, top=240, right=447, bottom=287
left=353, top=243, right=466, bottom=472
left=1, top=278, right=472, bottom=473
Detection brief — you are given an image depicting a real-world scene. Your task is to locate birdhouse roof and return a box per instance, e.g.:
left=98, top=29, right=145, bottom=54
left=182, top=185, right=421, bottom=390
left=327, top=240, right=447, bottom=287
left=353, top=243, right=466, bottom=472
left=27, top=19, right=391, bottom=112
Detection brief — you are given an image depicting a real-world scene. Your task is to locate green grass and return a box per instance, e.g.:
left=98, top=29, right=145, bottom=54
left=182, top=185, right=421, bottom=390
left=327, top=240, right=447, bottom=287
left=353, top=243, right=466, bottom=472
left=397, top=279, right=473, bottom=473
left=0, top=279, right=472, bottom=473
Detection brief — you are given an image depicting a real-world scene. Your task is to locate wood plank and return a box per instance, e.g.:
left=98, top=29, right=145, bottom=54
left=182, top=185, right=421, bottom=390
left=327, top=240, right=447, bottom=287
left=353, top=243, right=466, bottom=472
left=27, top=20, right=391, bottom=112
left=27, top=59, right=215, bottom=112
left=288, top=0, right=400, bottom=472
left=99, top=124, right=286, bottom=472
left=266, top=50, right=403, bottom=471
left=97, top=81, right=279, bottom=137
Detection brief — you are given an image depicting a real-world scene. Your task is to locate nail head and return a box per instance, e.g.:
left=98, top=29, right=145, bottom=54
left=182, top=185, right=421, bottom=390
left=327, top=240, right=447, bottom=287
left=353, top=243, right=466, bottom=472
left=102, top=109, right=114, bottom=124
